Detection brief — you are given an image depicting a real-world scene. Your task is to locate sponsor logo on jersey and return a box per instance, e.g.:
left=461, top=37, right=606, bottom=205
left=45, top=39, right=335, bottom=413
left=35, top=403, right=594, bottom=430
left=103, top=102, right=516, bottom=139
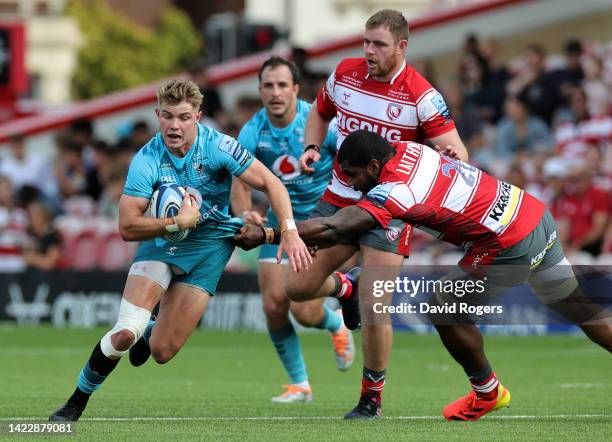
left=272, top=155, right=301, bottom=181
left=488, top=182, right=513, bottom=222
left=337, top=114, right=402, bottom=141
left=217, top=135, right=243, bottom=159
left=431, top=92, right=451, bottom=121
left=386, top=103, right=403, bottom=120
left=366, top=183, right=394, bottom=208
left=386, top=226, right=401, bottom=242
left=160, top=175, right=175, bottom=183
left=530, top=230, right=557, bottom=268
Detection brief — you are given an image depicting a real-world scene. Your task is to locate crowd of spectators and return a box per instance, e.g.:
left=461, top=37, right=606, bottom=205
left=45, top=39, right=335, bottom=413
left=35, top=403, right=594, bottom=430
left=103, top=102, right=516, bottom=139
left=0, top=36, right=610, bottom=272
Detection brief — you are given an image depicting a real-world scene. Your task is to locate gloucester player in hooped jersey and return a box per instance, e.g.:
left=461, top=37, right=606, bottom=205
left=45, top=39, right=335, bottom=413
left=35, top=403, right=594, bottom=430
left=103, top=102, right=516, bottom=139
left=311, top=57, right=462, bottom=208
left=234, top=130, right=612, bottom=421
left=287, top=9, right=469, bottom=420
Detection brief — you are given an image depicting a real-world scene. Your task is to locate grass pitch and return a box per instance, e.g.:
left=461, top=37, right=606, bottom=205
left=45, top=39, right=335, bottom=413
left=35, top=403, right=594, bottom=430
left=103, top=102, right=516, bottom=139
left=1, top=326, right=610, bottom=441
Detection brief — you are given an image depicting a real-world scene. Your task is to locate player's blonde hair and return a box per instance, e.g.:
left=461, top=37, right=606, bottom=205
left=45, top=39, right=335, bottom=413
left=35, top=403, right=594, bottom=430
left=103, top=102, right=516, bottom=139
left=366, top=9, right=409, bottom=43
left=156, top=78, right=203, bottom=111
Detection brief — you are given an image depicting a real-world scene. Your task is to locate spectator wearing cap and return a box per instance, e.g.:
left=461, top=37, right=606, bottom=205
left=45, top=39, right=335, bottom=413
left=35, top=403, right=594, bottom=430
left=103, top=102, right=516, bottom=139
left=542, top=156, right=569, bottom=208
left=495, top=92, right=554, bottom=158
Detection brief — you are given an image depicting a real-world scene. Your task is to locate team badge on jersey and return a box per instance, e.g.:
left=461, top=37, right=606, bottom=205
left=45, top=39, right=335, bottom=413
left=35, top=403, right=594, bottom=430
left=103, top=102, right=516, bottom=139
left=387, top=103, right=403, bottom=121
left=272, top=155, right=301, bottom=181
left=386, top=226, right=401, bottom=242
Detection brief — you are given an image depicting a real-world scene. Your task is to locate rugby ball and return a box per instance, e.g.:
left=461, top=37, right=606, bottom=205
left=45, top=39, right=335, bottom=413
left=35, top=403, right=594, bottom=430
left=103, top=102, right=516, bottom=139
left=147, top=183, right=192, bottom=242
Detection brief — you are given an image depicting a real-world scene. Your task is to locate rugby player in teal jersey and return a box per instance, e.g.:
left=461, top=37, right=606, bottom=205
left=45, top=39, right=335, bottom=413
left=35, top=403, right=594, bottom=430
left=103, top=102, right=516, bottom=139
left=232, top=57, right=355, bottom=403
left=49, top=79, right=311, bottom=421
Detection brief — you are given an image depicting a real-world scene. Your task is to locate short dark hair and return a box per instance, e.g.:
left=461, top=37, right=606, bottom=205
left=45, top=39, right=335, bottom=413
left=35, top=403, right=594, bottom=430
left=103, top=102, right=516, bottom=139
left=338, top=130, right=394, bottom=167
left=366, top=9, right=409, bottom=42
left=258, top=56, right=300, bottom=84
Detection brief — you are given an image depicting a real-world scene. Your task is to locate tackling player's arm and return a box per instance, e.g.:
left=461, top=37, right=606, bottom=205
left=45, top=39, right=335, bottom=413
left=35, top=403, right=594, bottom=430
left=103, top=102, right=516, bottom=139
left=430, top=128, right=469, bottom=162
left=118, top=192, right=200, bottom=242
left=234, top=205, right=377, bottom=250
left=237, top=159, right=312, bottom=271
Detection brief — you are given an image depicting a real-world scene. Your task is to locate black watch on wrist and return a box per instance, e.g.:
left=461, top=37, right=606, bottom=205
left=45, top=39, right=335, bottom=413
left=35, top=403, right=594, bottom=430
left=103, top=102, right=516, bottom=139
left=304, top=144, right=320, bottom=153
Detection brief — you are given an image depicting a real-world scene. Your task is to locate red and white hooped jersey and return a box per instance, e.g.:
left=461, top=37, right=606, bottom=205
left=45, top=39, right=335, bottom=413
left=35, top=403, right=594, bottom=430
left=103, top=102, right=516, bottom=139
left=316, top=57, right=456, bottom=208
left=357, top=141, right=546, bottom=254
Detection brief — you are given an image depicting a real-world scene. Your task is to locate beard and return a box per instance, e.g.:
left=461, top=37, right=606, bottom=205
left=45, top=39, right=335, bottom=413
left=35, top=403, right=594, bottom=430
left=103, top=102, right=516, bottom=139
left=368, top=57, right=398, bottom=78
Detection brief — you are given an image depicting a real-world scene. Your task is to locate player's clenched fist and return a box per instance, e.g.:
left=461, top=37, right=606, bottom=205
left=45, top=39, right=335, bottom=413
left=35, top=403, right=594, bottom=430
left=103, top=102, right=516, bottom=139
left=233, top=225, right=265, bottom=250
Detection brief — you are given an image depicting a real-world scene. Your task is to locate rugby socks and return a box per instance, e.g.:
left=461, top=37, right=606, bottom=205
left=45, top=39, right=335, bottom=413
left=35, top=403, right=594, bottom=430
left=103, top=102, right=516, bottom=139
left=143, top=320, right=155, bottom=343
left=331, top=272, right=354, bottom=301
left=73, top=342, right=120, bottom=405
left=467, top=363, right=499, bottom=401
left=269, top=323, right=309, bottom=385
left=361, top=367, right=386, bottom=404
left=315, top=304, right=342, bottom=333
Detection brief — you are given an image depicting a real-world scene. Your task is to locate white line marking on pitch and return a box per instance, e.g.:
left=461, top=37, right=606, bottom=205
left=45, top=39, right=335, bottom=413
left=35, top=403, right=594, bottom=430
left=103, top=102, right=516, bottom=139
left=1, top=415, right=610, bottom=422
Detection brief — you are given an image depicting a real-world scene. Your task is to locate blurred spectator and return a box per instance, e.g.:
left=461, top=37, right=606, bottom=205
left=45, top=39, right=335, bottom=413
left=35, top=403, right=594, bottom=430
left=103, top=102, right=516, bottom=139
left=22, top=200, right=62, bottom=271
left=98, top=168, right=126, bottom=219
left=442, top=80, right=483, bottom=145
left=495, top=92, right=554, bottom=158
left=54, top=141, right=88, bottom=200
left=541, top=156, right=570, bottom=207
left=459, top=36, right=490, bottom=111
left=582, top=54, right=610, bottom=117
left=291, top=47, right=329, bottom=102
left=72, top=118, right=98, bottom=171
left=0, top=135, right=57, bottom=200
left=480, top=37, right=511, bottom=123
left=130, top=120, right=154, bottom=148
left=0, top=175, right=28, bottom=271
left=507, top=44, right=559, bottom=125
left=189, top=58, right=225, bottom=128
left=413, top=58, right=438, bottom=89
left=552, top=161, right=609, bottom=256
left=554, top=87, right=612, bottom=160
left=552, top=39, right=584, bottom=106
left=229, top=95, right=261, bottom=137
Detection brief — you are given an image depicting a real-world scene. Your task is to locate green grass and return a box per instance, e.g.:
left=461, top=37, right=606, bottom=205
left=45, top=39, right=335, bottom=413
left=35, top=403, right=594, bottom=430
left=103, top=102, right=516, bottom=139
left=1, top=326, right=610, bottom=441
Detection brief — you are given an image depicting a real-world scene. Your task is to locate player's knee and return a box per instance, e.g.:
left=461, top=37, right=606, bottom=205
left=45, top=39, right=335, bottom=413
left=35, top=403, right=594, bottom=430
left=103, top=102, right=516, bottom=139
left=110, top=329, right=136, bottom=351
left=150, top=343, right=179, bottom=364
left=99, top=299, right=151, bottom=358
left=291, top=305, right=320, bottom=327
left=263, top=296, right=289, bottom=323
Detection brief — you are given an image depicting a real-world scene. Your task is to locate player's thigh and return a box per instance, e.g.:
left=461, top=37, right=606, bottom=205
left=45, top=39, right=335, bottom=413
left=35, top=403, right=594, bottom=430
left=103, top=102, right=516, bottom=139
left=123, top=261, right=173, bottom=310
left=151, top=283, right=211, bottom=353
left=285, top=243, right=357, bottom=298
left=258, top=262, right=290, bottom=318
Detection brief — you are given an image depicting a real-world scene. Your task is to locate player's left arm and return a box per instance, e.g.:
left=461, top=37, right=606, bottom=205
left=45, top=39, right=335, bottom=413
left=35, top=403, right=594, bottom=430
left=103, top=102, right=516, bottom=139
left=234, top=205, right=377, bottom=250
left=430, top=128, right=469, bottom=162
left=237, top=159, right=312, bottom=271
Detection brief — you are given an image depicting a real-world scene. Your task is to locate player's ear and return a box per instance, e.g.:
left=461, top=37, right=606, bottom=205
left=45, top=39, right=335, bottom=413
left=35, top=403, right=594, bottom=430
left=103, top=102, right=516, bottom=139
left=398, top=39, right=408, bottom=52
left=368, top=159, right=381, bottom=175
